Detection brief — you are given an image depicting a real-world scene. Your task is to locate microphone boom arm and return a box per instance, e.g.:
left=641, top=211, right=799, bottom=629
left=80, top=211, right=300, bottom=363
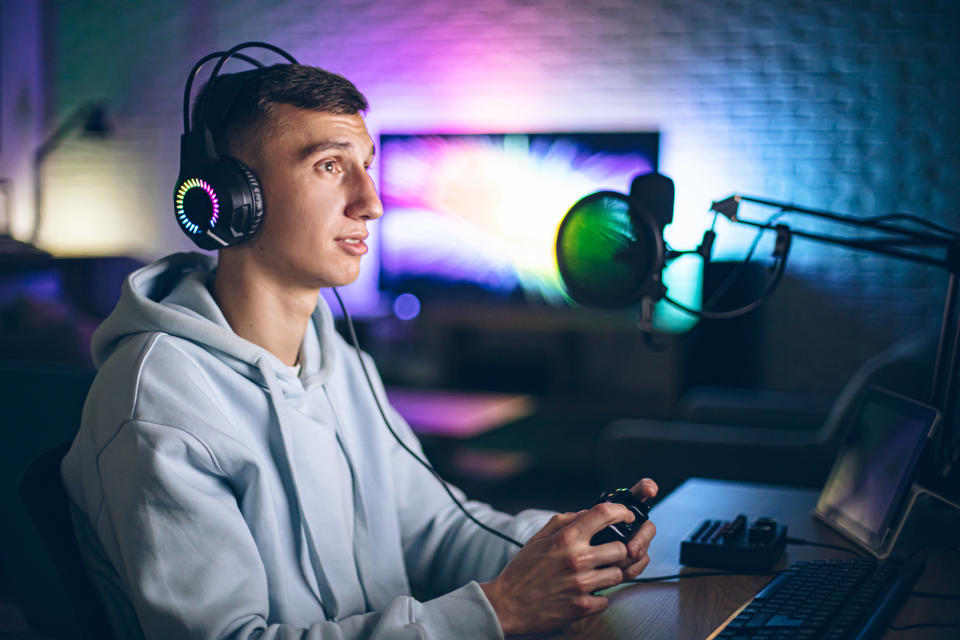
left=713, top=194, right=954, bottom=247
left=712, top=193, right=960, bottom=485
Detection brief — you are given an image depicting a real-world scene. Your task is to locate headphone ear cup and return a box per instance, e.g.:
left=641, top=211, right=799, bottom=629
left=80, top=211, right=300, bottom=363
left=173, top=158, right=264, bottom=250
left=223, top=157, right=264, bottom=240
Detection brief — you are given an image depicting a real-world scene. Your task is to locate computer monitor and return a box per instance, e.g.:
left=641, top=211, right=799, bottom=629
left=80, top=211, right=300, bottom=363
left=377, top=132, right=659, bottom=308
left=814, top=386, right=940, bottom=557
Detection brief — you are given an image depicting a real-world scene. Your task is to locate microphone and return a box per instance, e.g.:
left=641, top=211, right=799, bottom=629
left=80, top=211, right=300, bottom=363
left=556, top=173, right=795, bottom=324
left=555, top=172, right=674, bottom=309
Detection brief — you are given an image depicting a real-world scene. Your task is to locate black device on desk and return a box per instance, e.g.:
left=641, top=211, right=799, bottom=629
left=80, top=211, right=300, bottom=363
left=709, top=386, right=941, bottom=639
left=681, top=514, right=787, bottom=571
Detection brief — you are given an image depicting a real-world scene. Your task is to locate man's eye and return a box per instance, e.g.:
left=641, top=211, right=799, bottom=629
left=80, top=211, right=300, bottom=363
left=320, top=160, right=338, bottom=173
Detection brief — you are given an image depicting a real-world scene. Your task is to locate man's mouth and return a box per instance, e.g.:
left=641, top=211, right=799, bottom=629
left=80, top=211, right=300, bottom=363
left=336, top=234, right=368, bottom=255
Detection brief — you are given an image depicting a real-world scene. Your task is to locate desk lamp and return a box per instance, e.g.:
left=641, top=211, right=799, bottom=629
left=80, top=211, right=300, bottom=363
left=31, top=101, right=111, bottom=246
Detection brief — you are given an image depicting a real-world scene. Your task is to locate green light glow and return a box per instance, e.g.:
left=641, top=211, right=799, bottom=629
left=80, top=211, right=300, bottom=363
left=557, top=194, right=650, bottom=308
left=654, top=255, right=702, bottom=333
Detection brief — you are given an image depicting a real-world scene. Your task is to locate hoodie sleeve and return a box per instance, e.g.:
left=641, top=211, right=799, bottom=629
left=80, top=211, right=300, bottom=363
left=92, top=419, right=506, bottom=640
left=349, top=352, right=555, bottom=597
left=383, top=403, right=555, bottom=597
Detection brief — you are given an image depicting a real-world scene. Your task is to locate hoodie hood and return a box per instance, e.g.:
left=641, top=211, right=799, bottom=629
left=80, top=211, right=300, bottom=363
left=92, top=252, right=337, bottom=390
left=94, top=252, right=361, bottom=616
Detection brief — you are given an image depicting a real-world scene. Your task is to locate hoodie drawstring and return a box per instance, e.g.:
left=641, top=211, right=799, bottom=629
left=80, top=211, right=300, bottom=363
left=256, top=356, right=340, bottom=620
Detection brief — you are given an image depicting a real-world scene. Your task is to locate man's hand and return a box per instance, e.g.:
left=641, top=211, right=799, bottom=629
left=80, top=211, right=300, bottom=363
left=479, top=480, right=658, bottom=637
left=615, top=478, right=658, bottom=580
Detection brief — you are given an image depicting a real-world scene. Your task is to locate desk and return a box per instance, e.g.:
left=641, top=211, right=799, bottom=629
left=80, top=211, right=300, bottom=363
left=562, top=478, right=960, bottom=639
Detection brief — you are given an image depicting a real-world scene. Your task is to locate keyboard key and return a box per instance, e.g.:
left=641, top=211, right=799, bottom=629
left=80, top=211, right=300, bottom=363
left=765, top=615, right=805, bottom=627
left=745, top=612, right=771, bottom=627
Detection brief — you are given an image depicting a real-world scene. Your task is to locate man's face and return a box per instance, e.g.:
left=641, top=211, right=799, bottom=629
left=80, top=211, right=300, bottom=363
left=242, top=104, right=382, bottom=289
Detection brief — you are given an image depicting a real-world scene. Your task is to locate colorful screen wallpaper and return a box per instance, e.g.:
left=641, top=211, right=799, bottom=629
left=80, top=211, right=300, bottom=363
left=378, top=132, right=659, bottom=307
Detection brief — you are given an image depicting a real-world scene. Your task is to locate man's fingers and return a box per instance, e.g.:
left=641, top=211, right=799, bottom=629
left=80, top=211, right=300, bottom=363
left=529, top=511, right=581, bottom=543
left=572, top=594, right=611, bottom=618
left=590, top=540, right=630, bottom=567
left=630, top=478, right=658, bottom=501
left=622, top=554, right=651, bottom=581
left=625, top=520, right=656, bottom=558
left=582, top=566, right=626, bottom=593
left=563, top=502, right=634, bottom=540
left=621, top=540, right=648, bottom=565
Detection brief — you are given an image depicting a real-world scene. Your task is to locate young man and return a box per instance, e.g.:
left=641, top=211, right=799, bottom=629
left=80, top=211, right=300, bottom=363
left=61, top=61, right=658, bottom=639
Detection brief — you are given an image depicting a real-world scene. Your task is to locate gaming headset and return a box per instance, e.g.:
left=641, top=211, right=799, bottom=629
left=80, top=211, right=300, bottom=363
left=174, top=42, right=298, bottom=250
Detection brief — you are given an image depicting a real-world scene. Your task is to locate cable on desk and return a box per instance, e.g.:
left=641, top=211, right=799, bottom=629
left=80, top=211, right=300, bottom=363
left=910, top=591, right=960, bottom=601
left=627, top=570, right=780, bottom=584
left=888, top=622, right=960, bottom=631
left=902, top=540, right=928, bottom=562
left=785, top=536, right=863, bottom=557
left=889, top=587, right=960, bottom=631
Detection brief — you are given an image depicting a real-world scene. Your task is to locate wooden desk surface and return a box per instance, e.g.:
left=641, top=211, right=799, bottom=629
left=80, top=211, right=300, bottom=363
left=558, top=478, right=960, bottom=640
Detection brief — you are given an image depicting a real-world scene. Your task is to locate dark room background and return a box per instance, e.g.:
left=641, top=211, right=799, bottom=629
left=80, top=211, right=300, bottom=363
left=2, top=0, right=958, bottom=408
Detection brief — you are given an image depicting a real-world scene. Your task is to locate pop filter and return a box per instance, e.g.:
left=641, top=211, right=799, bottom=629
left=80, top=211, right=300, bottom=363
left=555, top=172, right=673, bottom=309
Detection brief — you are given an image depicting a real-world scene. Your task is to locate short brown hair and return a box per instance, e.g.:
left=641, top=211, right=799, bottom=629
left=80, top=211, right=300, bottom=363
left=192, top=63, right=369, bottom=156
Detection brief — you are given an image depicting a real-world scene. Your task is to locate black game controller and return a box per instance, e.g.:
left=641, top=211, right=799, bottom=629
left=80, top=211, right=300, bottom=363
left=589, top=488, right=652, bottom=546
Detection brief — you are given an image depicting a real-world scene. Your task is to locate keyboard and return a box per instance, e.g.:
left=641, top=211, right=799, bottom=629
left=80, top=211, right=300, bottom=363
left=713, top=557, right=924, bottom=640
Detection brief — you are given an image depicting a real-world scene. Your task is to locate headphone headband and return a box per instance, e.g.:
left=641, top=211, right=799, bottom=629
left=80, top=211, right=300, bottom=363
left=174, top=42, right=299, bottom=250
left=196, top=42, right=299, bottom=138
left=182, top=52, right=264, bottom=134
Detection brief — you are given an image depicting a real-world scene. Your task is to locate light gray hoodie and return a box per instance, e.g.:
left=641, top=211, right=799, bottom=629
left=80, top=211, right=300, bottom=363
left=61, top=252, right=553, bottom=639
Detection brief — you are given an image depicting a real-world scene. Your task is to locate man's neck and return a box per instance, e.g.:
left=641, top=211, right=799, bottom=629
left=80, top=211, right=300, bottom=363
left=210, top=252, right=317, bottom=367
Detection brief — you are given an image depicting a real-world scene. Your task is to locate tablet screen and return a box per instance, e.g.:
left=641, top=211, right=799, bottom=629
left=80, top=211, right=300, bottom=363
left=815, top=386, right=939, bottom=552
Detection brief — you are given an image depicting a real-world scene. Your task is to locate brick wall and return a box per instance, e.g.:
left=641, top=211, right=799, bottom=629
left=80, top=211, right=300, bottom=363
left=38, top=0, right=960, bottom=395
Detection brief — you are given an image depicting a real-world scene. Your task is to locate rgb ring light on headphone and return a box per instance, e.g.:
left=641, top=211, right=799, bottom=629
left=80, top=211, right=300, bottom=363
left=175, top=178, right=220, bottom=235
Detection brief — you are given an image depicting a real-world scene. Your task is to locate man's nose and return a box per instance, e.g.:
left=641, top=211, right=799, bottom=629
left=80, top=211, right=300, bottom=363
left=348, top=171, right=383, bottom=221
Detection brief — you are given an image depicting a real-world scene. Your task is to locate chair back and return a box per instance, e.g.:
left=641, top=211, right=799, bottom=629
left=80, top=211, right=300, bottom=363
left=815, top=331, right=935, bottom=447
left=0, top=361, right=94, bottom=637
left=18, top=442, right=114, bottom=640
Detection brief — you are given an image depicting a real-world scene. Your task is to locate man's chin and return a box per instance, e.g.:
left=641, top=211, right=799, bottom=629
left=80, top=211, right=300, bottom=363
left=318, top=268, right=361, bottom=289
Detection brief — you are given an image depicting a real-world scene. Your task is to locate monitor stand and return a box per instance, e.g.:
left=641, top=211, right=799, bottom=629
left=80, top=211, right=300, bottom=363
left=873, top=483, right=960, bottom=560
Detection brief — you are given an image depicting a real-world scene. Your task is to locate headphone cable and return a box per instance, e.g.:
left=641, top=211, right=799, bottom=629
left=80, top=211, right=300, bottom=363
left=331, top=289, right=524, bottom=549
